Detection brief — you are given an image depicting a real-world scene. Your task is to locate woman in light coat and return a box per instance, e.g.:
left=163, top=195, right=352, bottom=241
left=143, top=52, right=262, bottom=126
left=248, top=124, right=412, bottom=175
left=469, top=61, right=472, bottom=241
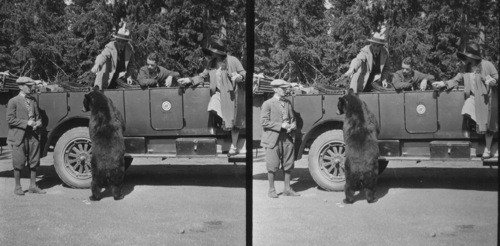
left=178, top=39, right=246, bottom=155
left=433, top=43, right=498, bottom=158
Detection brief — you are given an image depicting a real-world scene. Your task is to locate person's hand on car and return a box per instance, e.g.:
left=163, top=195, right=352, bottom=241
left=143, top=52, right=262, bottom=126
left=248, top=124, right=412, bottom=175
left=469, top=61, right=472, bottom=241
left=91, top=64, right=99, bottom=74
left=432, top=81, right=446, bottom=88
left=341, top=70, right=354, bottom=79
left=177, top=78, right=192, bottom=85
left=420, top=79, right=428, bottom=91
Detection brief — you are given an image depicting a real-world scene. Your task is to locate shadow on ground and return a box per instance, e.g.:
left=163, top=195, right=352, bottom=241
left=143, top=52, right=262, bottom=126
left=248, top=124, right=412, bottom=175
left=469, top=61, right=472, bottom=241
left=253, top=166, right=498, bottom=202
left=0, top=164, right=246, bottom=199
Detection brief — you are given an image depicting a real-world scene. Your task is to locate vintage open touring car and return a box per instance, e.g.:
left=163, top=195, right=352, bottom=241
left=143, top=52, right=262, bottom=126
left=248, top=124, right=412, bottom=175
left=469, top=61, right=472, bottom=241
left=253, top=77, right=497, bottom=191
left=1, top=74, right=246, bottom=188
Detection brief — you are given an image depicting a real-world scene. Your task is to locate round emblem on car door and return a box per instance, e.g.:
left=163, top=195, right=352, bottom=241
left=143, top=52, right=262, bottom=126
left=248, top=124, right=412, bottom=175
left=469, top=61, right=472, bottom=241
left=162, top=101, right=172, bottom=111
left=416, top=104, right=426, bottom=114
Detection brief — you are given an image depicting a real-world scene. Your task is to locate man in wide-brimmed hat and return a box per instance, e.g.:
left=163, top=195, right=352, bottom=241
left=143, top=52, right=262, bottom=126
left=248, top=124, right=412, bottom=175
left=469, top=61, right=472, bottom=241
left=342, top=29, right=391, bottom=93
left=178, top=38, right=246, bottom=156
left=91, top=22, right=135, bottom=89
left=432, top=43, right=498, bottom=159
left=260, top=79, right=300, bottom=198
left=7, top=77, right=46, bottom=195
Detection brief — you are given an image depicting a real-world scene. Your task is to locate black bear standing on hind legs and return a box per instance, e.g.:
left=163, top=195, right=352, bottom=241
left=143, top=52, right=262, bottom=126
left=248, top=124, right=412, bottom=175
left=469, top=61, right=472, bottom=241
left=83, top=87, right=126, bottom=201
left=337, top=89, right=380, bottom=204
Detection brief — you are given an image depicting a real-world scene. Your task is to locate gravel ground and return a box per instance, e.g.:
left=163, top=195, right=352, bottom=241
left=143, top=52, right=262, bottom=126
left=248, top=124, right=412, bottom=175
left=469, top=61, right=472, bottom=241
left=0, top=148, right=246, bottom=246
left=252, top=150, right=498, bottom=246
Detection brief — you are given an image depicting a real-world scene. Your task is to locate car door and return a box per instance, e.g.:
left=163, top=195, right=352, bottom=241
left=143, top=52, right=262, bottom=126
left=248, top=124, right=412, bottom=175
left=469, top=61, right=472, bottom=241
left=149, top=88, right=184, bottom=130
left=404, top=91, right=438, bottom=133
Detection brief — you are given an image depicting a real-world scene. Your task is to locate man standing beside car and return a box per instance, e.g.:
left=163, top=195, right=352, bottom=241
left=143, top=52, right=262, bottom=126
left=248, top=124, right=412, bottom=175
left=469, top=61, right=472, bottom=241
left=261, top=79, right=300, bottom=198
left=7, top=77, right=46, bottom=195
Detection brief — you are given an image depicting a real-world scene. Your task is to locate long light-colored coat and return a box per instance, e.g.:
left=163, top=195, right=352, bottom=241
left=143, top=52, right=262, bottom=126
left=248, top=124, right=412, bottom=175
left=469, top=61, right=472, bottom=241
left=191, top=55, right=246, bottom=129
left=93, top=41, right=134, bottom=89
left=347, top=45, right=389, bottom=93
left=445, top=59, right=498, bottom=133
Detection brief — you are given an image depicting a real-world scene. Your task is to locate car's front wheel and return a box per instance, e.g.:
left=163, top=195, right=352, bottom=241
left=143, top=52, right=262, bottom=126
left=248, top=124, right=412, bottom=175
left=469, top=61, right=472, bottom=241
left=308, top=130, right=346, bottom=191
left=53, top=127, right=92, bottom=188
left=308, top=130, right=388, bottom=191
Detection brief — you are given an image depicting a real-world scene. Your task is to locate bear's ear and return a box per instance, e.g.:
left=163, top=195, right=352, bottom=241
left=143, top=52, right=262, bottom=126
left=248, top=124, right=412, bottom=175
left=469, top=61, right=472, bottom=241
left=93, top=86, right=100, bottom=92
left=348, top=88, right=355, bottom=95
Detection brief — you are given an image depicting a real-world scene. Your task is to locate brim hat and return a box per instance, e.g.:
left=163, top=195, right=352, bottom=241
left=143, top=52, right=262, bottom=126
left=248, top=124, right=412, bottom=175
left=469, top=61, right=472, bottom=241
left=457, top=43, right=482, bottom=61
left=367, top=30, right=387, bottom=45
left=270, top=79, right=291, bottom=88
left=16, top=77, right=35, bottom=86
left=202, top=38, right=227, bottom=56
left=113, top=22, right=131, bottom=41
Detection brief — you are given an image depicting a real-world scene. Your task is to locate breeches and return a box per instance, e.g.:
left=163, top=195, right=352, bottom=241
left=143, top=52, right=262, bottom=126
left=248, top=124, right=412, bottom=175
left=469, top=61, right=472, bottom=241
left=11, top=134, right=40, bottom=170
left=265, top=131, right=295, bottom=172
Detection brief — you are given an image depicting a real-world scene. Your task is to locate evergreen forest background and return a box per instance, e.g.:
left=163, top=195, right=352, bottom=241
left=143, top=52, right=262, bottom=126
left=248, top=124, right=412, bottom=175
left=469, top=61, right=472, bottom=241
left=0, top=0, right=498, bottom=86
left=0, top=0, right=246, bottom=85
left=255, top=0, right=499, bottom=85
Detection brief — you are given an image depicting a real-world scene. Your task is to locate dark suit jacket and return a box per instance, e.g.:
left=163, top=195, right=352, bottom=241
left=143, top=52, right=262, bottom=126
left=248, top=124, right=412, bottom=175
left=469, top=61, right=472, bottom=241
left=260, top=96, right=296, bottom=148
left=6, top=94, right=41, bottom=146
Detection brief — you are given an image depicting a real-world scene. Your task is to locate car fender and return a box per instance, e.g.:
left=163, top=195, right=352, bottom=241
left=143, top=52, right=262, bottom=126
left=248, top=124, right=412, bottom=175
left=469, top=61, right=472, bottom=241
left=42, top=116, right=90, bottom=156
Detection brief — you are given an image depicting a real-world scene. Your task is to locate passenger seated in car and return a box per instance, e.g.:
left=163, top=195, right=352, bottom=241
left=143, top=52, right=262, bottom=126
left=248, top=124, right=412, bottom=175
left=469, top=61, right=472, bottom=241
left=392, top=57, right=435, bottom=91
left=177, top=38, right=246, bottom=156
left=137, top=53, right=180, bottom=88
left=432, top=43, right=498, bottom=159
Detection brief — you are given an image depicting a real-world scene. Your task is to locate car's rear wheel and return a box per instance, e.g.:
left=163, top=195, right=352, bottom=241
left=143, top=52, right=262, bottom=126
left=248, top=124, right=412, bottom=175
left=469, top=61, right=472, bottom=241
left=53, top=127, right=92, bottom=188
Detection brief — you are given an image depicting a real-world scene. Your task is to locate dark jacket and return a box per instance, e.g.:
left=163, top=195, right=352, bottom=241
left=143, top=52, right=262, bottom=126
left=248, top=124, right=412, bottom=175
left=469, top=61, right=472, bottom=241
left=392, top=69, right=435, bottom=91
left=6, top=94, right=41, bottom=146
left=260, top=97, right=296, bottom=148
left=137, top=65, right=180, bottom=88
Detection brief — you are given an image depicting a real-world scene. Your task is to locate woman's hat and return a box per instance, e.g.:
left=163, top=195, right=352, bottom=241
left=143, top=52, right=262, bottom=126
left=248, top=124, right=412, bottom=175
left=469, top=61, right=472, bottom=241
left=367, top=31, right=387, bottom=45
left=113, top=22, right=131, bottom=41
left=202, top=38, right=227, bottom=56
left=457, top=43, right=482, bottom=61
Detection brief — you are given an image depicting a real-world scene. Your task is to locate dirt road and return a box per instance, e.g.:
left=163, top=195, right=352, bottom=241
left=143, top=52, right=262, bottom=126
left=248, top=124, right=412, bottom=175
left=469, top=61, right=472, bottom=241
left=253, top=151, right=498, bottom=246
left=0, top=149, right=246, bottom=246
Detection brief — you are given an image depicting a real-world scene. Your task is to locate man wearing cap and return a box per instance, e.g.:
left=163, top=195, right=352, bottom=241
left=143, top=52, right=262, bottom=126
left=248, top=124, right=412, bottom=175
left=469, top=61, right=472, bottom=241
left=392, top=56, right=435, bottom=91
left=91, top=22, right=135, bottom=89
left=7, top=77, right=46, bottom=195
left=260, top=79, right=300, bottom=198
left=342, top=30, right=390, bottom=93
left=178, top=38, right=246, bottom=156
left=432, top=43, right=498, bottom=159
left=137, top=53, right=181, bottom=88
